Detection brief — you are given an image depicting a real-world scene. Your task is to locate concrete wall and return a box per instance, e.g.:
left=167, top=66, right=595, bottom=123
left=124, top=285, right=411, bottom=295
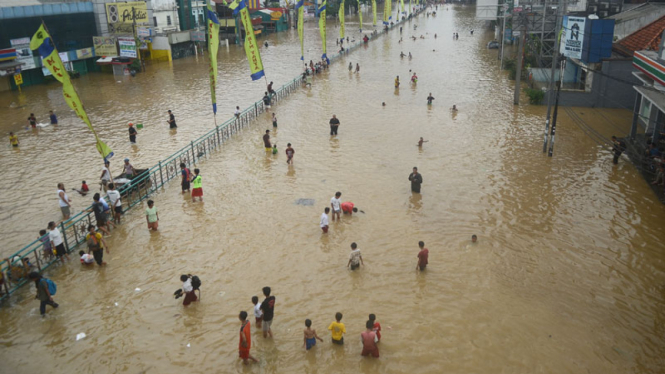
left=153, top=0, right=179, bottom=33
left=544, top=59, right=641, bottom=108
left=613, top=10, right=665, bottom=40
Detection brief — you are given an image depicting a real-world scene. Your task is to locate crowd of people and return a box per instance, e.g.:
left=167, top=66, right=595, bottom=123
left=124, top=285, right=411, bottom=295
left=0, top=2, right=488, bottom=365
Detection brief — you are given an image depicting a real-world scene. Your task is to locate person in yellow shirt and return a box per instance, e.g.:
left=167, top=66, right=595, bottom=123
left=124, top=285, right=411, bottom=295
left=8, top=132, right=19, bottom=147
left=328, top=312, right=346, bottom=344
left=85, top=224, right=109, bottom=266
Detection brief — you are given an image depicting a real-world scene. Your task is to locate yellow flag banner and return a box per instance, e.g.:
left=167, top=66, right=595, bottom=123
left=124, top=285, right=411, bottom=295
left=230, top=0, right=265, bottom=80
left=359, top=3, right=363, bottom=32
left=383, top=0, right=389, bottom=24
left=372, top=0, right=377, bottom=26
left=401, top=0, right=405, bottom=14
left=207, top=0, right=220, bottom=114
left=388, top=0, right=392, bottom=22
left=296, top=0, right=304, bottom=60
left=30, top=24, right=113, bottom=160
left=410, top=0, right=412, bottom=14
left=319, top=1, right=328, bottom=62
left=339, top=0, right=345, bottom=40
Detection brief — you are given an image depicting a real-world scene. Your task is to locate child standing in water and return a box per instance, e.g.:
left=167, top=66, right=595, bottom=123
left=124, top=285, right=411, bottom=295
left=303, top=319, right=324, bottom=350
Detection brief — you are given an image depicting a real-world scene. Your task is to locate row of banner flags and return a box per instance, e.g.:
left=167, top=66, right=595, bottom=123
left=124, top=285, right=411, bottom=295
left=26, top=0, right=421, bottom=160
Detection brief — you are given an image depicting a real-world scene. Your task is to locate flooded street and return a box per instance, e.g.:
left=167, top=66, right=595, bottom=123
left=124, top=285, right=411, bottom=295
left=2, top=6, right=665, bottom=374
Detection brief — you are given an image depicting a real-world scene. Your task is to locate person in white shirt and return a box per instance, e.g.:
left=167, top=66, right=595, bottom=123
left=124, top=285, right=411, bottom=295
left=57, top=183, right=72, bottom=219
left=107, top=183, right=123, bottom=224
left=347, top=242, right=363, bottom=271
left=320, top=207, right=330, bottom=233
left=252, top=295, right=263, bottom=329
left=48, top=221, right=70, bottom=262
left=79, top=250, right=94, bottom=265
left=100, top=161, right=111, bottom=191
left=235, top=106, right=241, bottom=119
left=330, top=192, right=342, bottom=221
left=180, top=275, right=198, bottom=306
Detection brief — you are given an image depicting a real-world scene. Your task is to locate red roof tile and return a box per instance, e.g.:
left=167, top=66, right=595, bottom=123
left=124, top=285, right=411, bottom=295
left=614, top=14, right=665, bottom=57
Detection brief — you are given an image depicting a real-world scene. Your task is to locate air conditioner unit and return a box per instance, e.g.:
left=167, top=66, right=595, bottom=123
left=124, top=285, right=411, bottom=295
left=599, top=2, right=609, bottom=10
left=599, top=10, right=609, bottom=17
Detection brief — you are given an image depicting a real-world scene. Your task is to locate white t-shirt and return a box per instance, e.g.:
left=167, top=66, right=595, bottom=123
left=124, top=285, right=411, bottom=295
left=57, top=189, right=69, bottom=207
left=107, top=190, right=121, bottom=207
left=182, top=278, right=193, bottom=293
left=331, top=197, right=342, bottom=212
left=101, top=167, right=111, bottom=181
left=81, top=253, right=94, bottom=264
left=349, top=249, right=362, bottom=265
left=320, top=213, right=329, bottom=228
left=49, top=228, right=63, bottom=246
left=254, top=303, right=263, bottom=318
left=234, top=109, right=240, bottom=116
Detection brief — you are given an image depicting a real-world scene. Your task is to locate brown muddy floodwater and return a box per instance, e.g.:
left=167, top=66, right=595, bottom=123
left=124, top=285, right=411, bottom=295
left=1, top=6, right=664, bottom=374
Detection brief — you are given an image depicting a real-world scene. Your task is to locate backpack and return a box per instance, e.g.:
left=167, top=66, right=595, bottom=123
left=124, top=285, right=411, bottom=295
left=43, top=278, right=57, bottom=296
left=191, top=275, right=201, bottom=291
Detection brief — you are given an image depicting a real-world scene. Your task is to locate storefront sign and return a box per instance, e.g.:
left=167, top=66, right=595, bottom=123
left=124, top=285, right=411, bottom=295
left=76, top=48, right=93, bottom=59
left=14, top=73, right=23, bottom=85
left=191, top=31, right=206, bottom=42
left=137, top=27, right=152, bottom=37
left=106, top=1, right=148, bottom=24
left=560, top=16, right=586, bottom=59
left=118, top=37, right=137, bottom=58
left=10, top=37, right=37, bottom=70
left=93, top=36, right=118, bottom=56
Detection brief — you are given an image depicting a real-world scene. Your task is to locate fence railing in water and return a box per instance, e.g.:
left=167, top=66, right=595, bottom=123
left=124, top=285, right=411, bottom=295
left=0, top=11, right=421, bottom=303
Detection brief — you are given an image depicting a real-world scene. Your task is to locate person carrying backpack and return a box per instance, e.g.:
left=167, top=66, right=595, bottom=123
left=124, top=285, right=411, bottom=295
left=28, top=271, right=59, bottom=316
left=179, top=274, right=201, bottom=306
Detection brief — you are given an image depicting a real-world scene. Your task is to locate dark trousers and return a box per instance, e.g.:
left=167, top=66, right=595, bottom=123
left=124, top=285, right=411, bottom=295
left=130, top=135, right=136, bottom=143
left=92, top=250, right=104, bottom=265
left=40, top=299, right=58, bottom=315
left=330, top=125, right=338, bottom=135
left=613, top=151, right=621, bottom=164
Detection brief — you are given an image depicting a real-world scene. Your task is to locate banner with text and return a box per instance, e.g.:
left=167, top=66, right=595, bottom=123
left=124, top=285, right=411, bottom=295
left=93, top=36, right=118, bottom=56
left=10, top=37, right=37, bottom=70
left=560, top=16, right=586, bottom=59
left=118, top=37, right=137, bottom=58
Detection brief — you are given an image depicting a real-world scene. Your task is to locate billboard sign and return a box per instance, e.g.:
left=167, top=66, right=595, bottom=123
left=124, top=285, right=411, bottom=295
left=107, top=1, right=149, bottom=34
left=118, top=37, right=137, bottom=58
left=93, top=36, right=118, bottom=56
left=560, top=16, right=586, bottom=59
left=10, top=37, right=37, bottom=70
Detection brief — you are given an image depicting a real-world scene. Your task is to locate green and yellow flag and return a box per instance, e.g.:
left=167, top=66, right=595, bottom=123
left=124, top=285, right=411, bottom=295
left=400, top=0, right=405, bottom=14
left=296, top=0, right=305, bottom=60
left=207, top=0, right=220, bottom=114
left=339, top=0, right=345, bottom=40
left=388, top=0, right=392, bottom=22
left=30, top=24, right=113, bottom=160
left=359, top=3, right=363, bottom=32
left=372, top=0, right=377, bottom=26
left=383, top=0, right=389, bottom=24
left=230, top=0, right=265, bottom=80
left=319, top=0, right=328, bottom=62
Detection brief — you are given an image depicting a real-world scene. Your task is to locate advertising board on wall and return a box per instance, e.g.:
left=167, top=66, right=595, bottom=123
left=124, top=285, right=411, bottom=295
left=118, top=37, right=137, bottom=58
left=106, top=1, right=149, bottom=34
left=93, top=36, right=118, bottom=56
left=10, top=37, right=37, bottom=70
left=560, top=16, right=586, bottom=59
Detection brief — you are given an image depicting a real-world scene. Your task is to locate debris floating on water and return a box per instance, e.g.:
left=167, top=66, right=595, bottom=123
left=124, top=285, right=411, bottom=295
left=294, top=198, right=315, bottom=206
left=76, top=333, right=87, bottom=341
left=135, top=288, right=141, bottom=292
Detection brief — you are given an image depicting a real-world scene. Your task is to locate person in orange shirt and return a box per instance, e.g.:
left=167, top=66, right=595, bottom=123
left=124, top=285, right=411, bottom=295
left=341, top=201, right=363, bottom=215
left=238, top=311, right=258, bottom=365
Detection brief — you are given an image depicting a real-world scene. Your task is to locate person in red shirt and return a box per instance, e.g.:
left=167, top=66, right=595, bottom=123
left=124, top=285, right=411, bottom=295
left=416, top=241, right=429, bottom=271
left=238, top=311, right=258, bottom=365
left=341, top=202, right=361, bottom=215
left=361, top=320, right=380, bottom=358
left=369, top=313, right=381, bottom=341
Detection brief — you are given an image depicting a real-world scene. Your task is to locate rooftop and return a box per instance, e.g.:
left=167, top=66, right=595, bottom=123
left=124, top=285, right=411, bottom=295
left=608, top=3, right=665, bottom=23
left=613, top=14, right=665, bottom=57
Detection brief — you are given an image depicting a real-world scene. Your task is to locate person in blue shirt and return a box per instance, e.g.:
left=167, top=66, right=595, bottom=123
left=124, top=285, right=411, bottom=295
left=49, top=110, right=58, bottom=125
left=648, top=143, right=661, bottom=158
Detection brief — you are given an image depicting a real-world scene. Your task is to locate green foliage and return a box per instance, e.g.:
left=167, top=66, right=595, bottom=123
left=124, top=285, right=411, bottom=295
left=503, top=58, right=517, bottom=80
left=524, top=88, right=545, bottom=105
left=130, top=59, right=141, bottom=70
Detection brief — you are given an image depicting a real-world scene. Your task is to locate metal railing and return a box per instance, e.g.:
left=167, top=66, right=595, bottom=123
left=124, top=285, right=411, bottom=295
left=0, top=9, right=421, bottom=303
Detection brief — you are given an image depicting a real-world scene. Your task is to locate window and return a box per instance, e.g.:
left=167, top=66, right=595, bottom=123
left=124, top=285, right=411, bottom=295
left=198, top=14, right=204, bottom=25
left=153, top=16, right=157, bottom=26
left=640, top=99, right=652, bottom=125
left=167, top=15, right=172, bottom=26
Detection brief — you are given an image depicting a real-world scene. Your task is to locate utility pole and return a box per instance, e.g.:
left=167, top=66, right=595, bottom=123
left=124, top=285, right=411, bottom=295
left=548, top=59, right=565, bottom=157
left=132, top=7, right=144, bottom=72
left=542, top=0, right=564, bottom=153
left=499, top=6, right=507, bottom=65
left=514, top=28, right=524, bottom=105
